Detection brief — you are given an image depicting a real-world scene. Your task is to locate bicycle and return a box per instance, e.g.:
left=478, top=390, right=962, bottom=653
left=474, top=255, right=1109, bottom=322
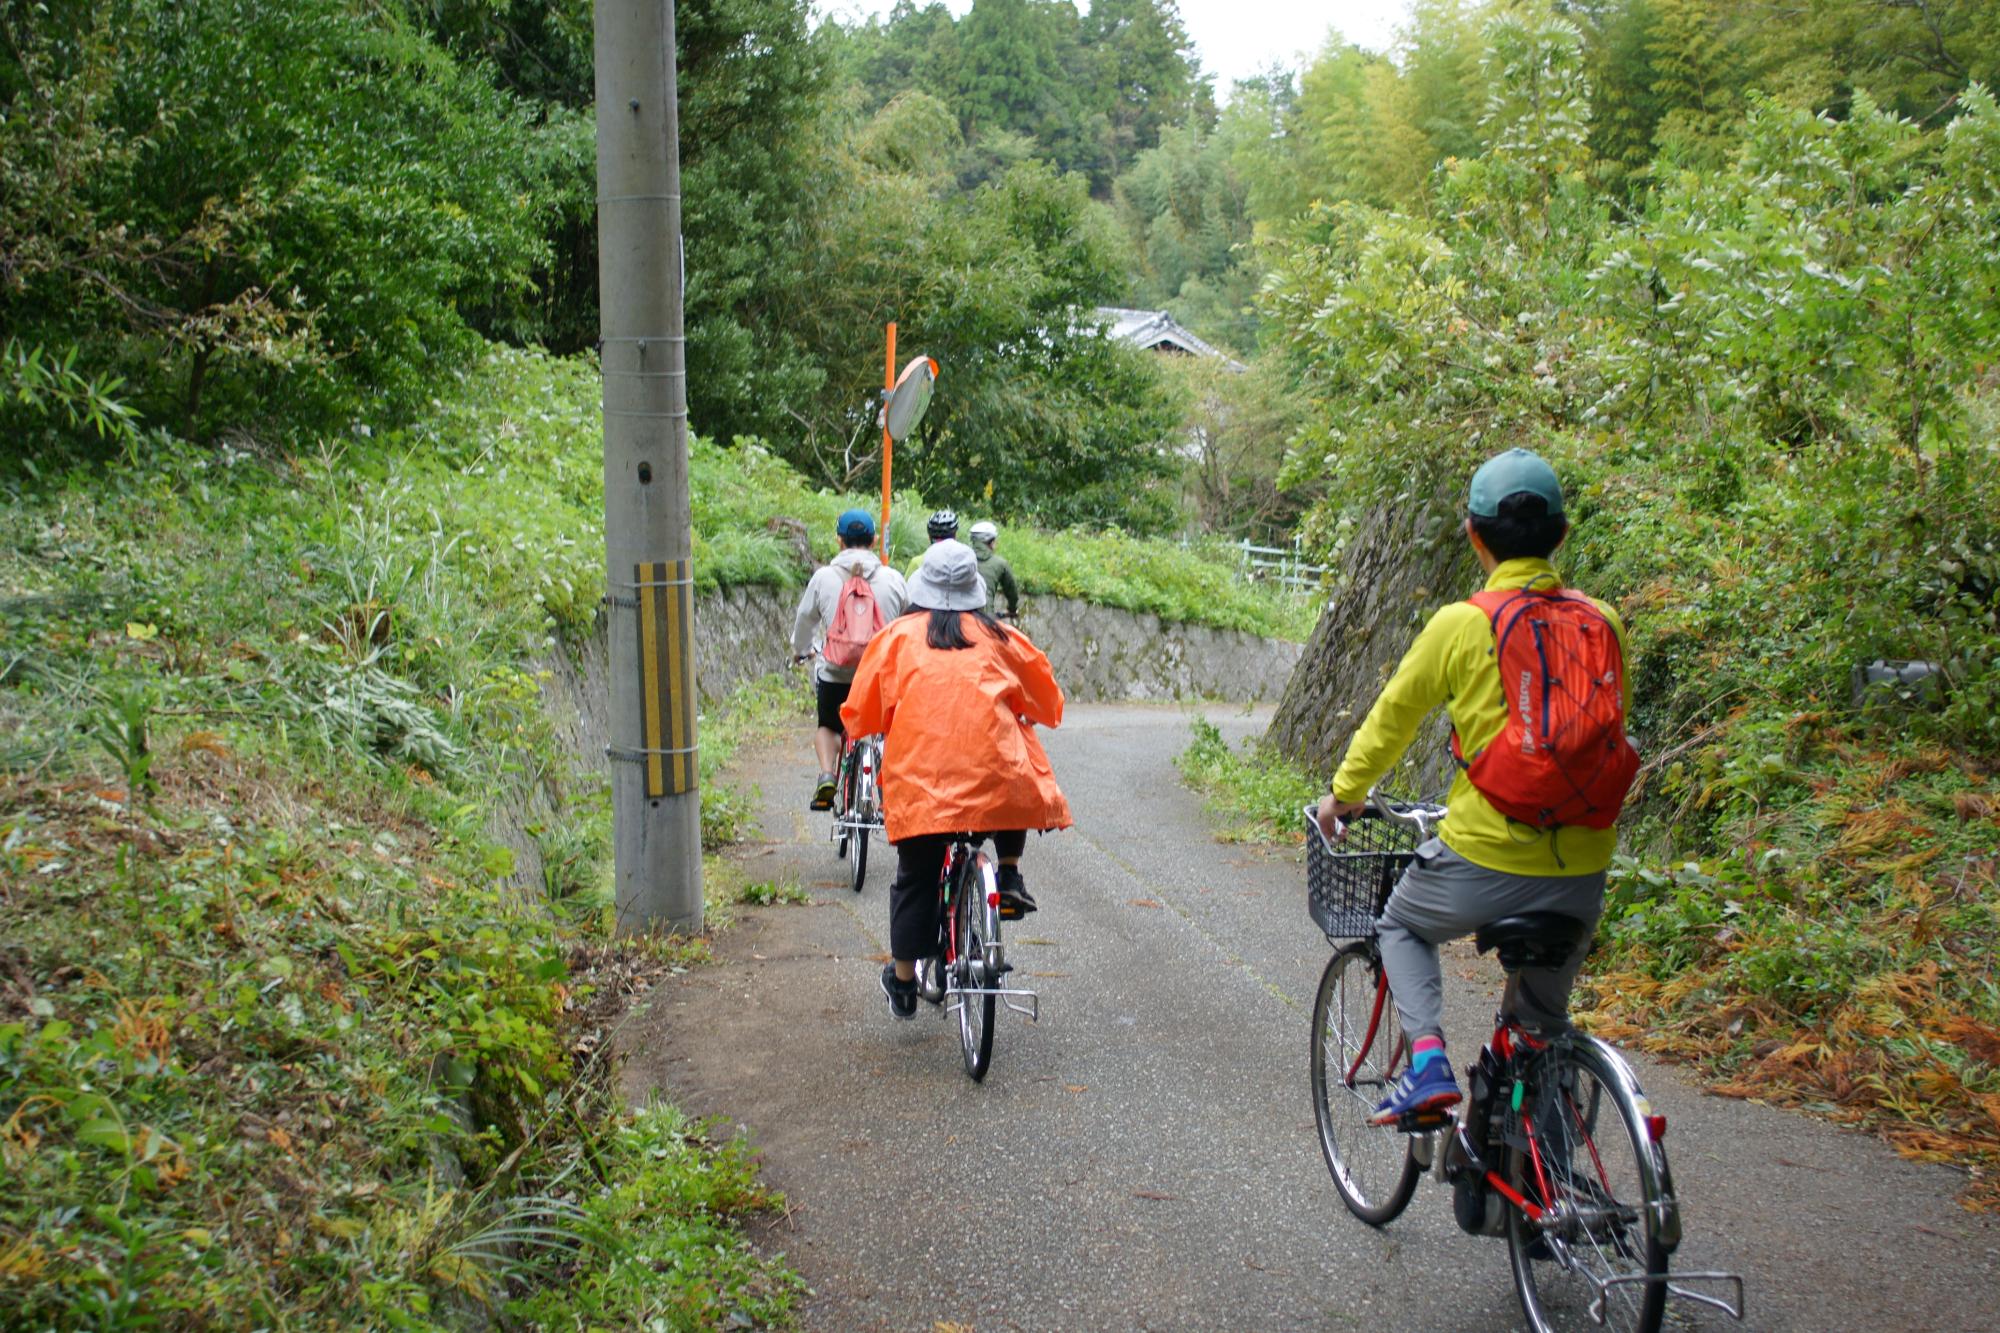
left=793, top=648, right=885, bottom=895
left=831, top=730, right=884, bottom=895
left=1303, top=793, right=1743, bottom=1332
left=912, top=832, right=1038, bottom=1080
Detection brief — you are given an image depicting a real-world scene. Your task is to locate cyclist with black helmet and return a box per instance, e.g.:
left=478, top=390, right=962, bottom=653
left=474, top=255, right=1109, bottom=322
left=906, top=509, right=959, bottom=576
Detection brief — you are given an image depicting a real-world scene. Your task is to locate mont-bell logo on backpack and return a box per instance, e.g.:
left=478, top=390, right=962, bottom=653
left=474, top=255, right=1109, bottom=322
left=822, top=570, right=884, bottom=669
left=1453, top=585, right=1640, bottom=829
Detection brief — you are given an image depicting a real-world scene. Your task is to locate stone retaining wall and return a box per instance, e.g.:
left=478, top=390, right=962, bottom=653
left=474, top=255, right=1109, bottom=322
left=1018, top=596, right=1302, bottom=703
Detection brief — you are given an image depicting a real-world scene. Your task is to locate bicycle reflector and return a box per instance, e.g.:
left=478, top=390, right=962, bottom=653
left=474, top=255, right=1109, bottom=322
left=1646, top=1114, right=1668, bottom=1142
left=988, top=888, right=1000, bottom=909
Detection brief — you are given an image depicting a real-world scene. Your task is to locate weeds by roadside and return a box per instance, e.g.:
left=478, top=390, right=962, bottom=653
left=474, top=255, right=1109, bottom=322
left=1174, top=715, right=1321, bottom=842
left=0, top=747, right=796, bottom=1328
left=0, top=376, right=816, bottom=1326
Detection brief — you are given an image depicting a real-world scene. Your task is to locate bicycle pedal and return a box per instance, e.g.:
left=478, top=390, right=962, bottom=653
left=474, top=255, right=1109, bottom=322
left=1397, top=1109, right=1454, bottom=1133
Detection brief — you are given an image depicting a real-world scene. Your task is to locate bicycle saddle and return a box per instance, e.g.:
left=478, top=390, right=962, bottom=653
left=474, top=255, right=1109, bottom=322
left=1474, top=912, right=1592, bottom=972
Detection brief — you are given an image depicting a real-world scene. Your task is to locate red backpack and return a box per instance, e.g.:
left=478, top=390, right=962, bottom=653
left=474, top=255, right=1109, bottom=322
left=1453, top=585, right=1639, bottom=830
left=822, top=569, right=885, bottom=669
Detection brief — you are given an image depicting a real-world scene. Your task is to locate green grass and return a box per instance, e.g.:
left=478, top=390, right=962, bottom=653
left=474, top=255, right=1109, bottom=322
left=415, top=345, right=1314, bottom=640
left=1174, top=715, right=1322, bottom=842
left=1002, top=529, right=1316, bottom=640
left=0, top=357, right=817, bottom=1326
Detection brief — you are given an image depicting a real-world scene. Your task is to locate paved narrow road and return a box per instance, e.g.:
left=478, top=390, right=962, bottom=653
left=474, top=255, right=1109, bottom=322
left=622, top=704, right=1997, bottom=1331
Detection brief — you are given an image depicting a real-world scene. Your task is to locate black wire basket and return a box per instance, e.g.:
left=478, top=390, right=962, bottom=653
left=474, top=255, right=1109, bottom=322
left=1304, top=806, right=1424, bottom=938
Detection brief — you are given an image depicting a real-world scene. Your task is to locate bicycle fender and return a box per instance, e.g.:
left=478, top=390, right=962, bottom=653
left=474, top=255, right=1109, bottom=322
left=1576, top=1034, right=1682, bottom=1253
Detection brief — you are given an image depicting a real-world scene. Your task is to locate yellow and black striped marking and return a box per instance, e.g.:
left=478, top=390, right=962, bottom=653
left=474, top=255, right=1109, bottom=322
left=636, top=559, right=698, bottom=797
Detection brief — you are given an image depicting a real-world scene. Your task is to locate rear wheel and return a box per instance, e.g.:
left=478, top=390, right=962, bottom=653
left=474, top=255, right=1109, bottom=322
left=1310, top=942, right=1420, bottom=1225
left=954, top=851, right=996, bottom=1081
left=1506, top=1040, right=1668, bottom=1333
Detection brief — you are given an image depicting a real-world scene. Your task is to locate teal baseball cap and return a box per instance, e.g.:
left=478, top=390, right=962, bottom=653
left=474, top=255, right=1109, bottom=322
left=1468, top=448, right=1564, bottom=518
left=835, top=508, right=875, bottom=540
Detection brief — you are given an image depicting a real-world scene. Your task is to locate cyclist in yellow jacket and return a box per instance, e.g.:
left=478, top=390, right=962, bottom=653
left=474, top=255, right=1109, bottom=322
left=1315, top=449, right=1633, bottom=1124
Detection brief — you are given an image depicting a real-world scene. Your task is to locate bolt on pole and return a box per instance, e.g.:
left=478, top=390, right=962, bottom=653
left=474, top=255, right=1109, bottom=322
left=596, top=0, right=701, bottom=933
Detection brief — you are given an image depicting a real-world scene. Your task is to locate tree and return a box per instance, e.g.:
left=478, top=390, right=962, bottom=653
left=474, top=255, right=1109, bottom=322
left=954, top=0, right=1105, bottom=182
left=1083, top=0, right=1210, bottom=165
left=1566, top=0, right=1670, bottom=174
left=1114, top=118, right=1260, bottom=350
left=785, top=147, right=1184, bottom=531
left=1398, top=0, right=1489, bottom=166
left=1481, top=3, right=1596, bottom=187
left=1747, top=0, right=2000, bottom=120
left=0, top=0, right=557, bottom=439
left=1645, top=0, right=1746, bottom=163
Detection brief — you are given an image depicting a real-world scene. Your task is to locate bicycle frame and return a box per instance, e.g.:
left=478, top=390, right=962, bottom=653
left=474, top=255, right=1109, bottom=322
left=939, top=837, right=1038, bottom=1022
left=829, top=731, right=885, bottom=841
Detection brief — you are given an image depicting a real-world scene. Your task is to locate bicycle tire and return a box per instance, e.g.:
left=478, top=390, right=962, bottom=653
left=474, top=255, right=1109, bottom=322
left=834, top=746, right=854, bottom=861
left=1310, top=942, right=1420, bottom=1225
left=847, top=742, right=874, bottom=892
left=954, top=849, right=995, bottom=1081
left=849, top=826, right=869, bottom=893
left=1505, top=1038, right=1669, bottom=1333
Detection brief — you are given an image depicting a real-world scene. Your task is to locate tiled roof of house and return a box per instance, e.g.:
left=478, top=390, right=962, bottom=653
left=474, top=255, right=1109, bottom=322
left=1093, top=307, right=1246, bottom=372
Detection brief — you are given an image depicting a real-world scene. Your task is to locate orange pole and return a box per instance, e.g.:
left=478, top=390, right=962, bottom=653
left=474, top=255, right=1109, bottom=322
left=880, top=321, right=895, bottom=558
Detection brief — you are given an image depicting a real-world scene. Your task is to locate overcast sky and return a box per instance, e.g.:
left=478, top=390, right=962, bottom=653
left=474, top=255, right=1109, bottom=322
left=812, top=1, right=1416, bottom=95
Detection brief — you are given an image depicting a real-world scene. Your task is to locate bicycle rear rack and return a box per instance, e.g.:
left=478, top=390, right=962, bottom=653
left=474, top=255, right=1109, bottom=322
left=946, top=986, right=1039, bottom=1021
left=1586, top=1270, right=1743, bottom=1324
left=830, top=815, right=883, bottom=836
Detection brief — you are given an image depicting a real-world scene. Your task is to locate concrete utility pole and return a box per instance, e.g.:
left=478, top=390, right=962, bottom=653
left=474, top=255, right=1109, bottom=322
left=596, top=0, right=701, bottom=932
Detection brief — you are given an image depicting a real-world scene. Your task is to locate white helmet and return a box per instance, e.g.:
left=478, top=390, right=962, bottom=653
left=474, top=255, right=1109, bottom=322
left=969, top=520, right=999, bottom=542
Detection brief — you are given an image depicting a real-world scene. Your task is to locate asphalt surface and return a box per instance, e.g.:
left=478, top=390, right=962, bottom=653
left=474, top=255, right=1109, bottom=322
left=622, top=703, right=1999, bottom=1331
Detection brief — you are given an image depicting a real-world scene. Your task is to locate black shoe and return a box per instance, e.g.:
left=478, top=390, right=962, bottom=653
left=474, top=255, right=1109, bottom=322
left=880, top=964, right=917, bottom=1020
left=809, top=773, right=836, bottom=811
left=996, top=865, right=1036, bottom=920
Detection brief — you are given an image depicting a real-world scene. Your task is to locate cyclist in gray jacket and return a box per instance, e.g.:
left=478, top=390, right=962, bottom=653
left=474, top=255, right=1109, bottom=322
left=791, top=509, right=909, bottom=809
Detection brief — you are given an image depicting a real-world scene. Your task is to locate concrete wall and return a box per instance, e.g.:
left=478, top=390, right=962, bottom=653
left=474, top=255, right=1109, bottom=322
left=1018, top=595, right=1302, bottom=704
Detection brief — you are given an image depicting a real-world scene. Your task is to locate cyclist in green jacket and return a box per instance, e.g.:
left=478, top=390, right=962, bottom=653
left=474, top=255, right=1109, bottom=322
left=1314, top=449, right=1635, bottom=1126
left=967, top=521, right=1019, bottom=619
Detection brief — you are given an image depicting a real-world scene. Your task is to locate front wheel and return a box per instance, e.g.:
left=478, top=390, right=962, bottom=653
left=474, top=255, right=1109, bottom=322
left=1310, top=943, right=1420, bottom=1225
left=954, top=851, right=996, bottom=1081
left=1505, top=1039, right=1669, bottom=1333
left=848, top=826, right=869, bottom=893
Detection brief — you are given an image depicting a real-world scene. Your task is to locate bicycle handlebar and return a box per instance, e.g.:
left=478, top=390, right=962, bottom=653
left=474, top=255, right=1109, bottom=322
left=1367, top=787, right=1448, bottom=840
left=1305, top=789, right=1448, bottom=847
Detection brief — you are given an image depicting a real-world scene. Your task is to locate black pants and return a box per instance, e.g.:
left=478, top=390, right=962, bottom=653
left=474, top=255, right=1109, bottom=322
left=889, top=830, right=1027, bottom=961
left=814, top=677, right=851, bottom=733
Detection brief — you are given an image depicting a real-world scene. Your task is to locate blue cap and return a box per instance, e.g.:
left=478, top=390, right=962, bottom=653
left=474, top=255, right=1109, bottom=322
left=836, top=508, right=875, bottom=540
left=1468, top=448, right=1564, bottom=518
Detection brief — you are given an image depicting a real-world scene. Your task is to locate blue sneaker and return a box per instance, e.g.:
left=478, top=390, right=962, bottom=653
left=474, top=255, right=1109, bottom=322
left=1371, top=1059, right=1462, bottom=1126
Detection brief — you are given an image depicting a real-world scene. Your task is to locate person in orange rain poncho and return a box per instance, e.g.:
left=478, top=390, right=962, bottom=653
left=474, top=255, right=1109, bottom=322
left=840, top=538, right=1072, bottom=1021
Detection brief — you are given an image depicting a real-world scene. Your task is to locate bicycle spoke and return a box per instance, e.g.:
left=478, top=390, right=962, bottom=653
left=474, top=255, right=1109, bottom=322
left=1311, top=944, right=1419, bottom=1225
left=1508, top=1042, right=1667, bottom=1333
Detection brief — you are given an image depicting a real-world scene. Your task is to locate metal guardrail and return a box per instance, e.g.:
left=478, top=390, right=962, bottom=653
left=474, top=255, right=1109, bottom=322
left=1232, top=537, right=1329, bottom=594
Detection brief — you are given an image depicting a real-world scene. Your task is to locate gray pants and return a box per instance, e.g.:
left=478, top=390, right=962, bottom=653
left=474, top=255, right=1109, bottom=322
left=1377, top=838, right=1605, bottom=1043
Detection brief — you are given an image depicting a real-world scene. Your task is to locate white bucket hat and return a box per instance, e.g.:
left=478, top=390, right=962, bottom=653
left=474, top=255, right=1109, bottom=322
left=907, top=539, right=988, bottom=612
